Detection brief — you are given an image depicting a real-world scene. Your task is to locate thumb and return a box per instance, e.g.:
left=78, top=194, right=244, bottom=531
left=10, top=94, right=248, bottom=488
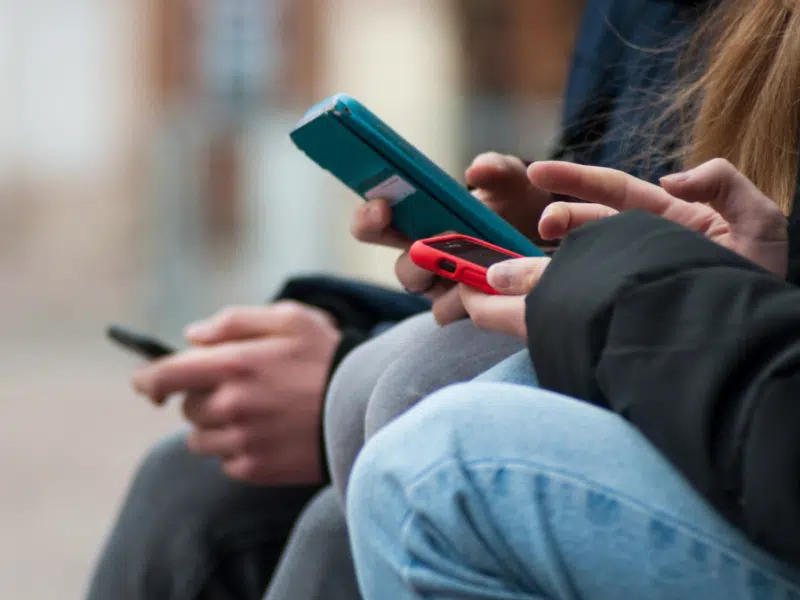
left=660, top=158, right=785, bottom=240
left=487, top=257, right=551, bottom=295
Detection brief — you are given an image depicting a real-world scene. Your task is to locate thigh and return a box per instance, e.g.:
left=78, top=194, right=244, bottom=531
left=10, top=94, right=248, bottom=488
left=364, top=319, right=524, bottom=438
left=86, top=430, right=320, bottom=600
left=325, top=312, right=442, bottom=499
left=349, top=385, right=800, bottom=600
left=330, top=318, right=523, bottom=500
left=265, top=486, right=361, bottom=600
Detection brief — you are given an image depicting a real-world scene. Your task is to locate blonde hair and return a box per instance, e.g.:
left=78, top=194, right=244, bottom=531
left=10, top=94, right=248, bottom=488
left=675, top=0, right=800, bottom=214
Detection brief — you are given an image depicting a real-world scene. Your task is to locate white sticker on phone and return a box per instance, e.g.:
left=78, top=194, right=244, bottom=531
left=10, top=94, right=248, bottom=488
left=365, top=175, right=416, bottom=206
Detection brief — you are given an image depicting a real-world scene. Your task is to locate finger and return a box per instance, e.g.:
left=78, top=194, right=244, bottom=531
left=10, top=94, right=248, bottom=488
left=182, top=390, right=223, bottom=428
left=222, top=454, right=261, bottom=483
left=467, top=154, right=553, bottom=241
left=395, top=252, right=438, bottom=295
left=459, top=285, right=528, bottom=339
left=350, top=199, right=411, bottom=249
left=538, top=201, right=619, bottom=240
left=660, top=158, right=786, bottom=240
left=465, top=152, right=530, bottom=195
left=187, top=426, right=240, bottom=458
left=131, top=366, right=172, bottom=406
left=132, top=340, right=272, bottom=401
left=486, top=257, right=552, bottom=296
left=431, top=286, right=468, bottom=325
left=528, top=161, right=678, bottom=215
left=186, top=302, right=331, bottom=345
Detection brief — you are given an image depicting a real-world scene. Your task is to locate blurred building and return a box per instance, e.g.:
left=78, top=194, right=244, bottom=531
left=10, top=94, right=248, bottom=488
left=0, top=0, right=583, bottom=334
left=0, top=5, right=584, bottom=598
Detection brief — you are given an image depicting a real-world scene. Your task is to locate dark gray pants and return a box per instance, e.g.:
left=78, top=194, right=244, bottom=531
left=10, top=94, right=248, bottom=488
left=85, top=314, right=523, bottom=600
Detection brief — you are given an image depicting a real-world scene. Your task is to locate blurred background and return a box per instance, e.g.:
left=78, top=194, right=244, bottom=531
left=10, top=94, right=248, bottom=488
left=0, top=0, right=582, bottom=597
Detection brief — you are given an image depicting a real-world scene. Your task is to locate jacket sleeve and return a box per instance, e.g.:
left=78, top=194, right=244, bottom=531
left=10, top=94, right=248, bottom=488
left=526, top=211, right=800, bottom=564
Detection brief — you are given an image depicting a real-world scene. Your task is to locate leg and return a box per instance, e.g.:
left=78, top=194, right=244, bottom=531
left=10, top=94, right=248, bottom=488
left=472, top=348, right=537, bottom=386
left=255, top=314, right=521, bottom=600
left=363, top=319, right=525, bottom=440
left=348, top=384, right=800, bottom=599
left=85, top=431, right=320, bottom=600
left=326, top=314, right=524, bottom=501
left=265, top=486, right=360, bottom=600
left=325, top=313, right=444, bottom=503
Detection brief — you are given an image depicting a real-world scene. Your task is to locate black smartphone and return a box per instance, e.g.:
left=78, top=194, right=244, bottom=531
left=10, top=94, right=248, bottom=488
left=106, top=324, right=176, bottom=361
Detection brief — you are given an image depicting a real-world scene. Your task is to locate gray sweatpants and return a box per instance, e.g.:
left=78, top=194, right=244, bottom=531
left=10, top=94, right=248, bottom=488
left=84, top=313, right=523, bottom=600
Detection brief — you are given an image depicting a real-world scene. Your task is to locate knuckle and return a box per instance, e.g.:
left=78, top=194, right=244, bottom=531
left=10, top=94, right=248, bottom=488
left=215, top=307, right=245, bottom=334
left=475, top=150, right=503, bottom=163
left=181, top=396, right=196, bottom=421
left=708, top=157, right=735, bottom=174
left=275, top=301, right=311, bottom=327
left=185, top=429, right=202, bottom=452
left=215, top=390, right=249, bottom=423
left=218, top=347, right=252, bottom=378
left=229, top=428, right=252, bottom=454
left=225, top=456, right=259, bottom=482
left=501, top=154, right=524, bottom=172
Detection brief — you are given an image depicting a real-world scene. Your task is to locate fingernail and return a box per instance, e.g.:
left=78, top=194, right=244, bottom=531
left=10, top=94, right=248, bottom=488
left=487, top=262, right=516, bottom=290
left=661, top=171, right=692, bottom=185
left=366, top=202, right=381, bottom=224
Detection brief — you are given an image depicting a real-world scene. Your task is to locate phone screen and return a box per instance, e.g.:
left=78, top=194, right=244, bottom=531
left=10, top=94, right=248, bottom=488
left=428, top=238, right=514, bottom=268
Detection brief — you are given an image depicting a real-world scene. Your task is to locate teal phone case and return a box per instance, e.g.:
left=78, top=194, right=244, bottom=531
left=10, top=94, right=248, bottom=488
left=289, top=94, right=542, bottom=257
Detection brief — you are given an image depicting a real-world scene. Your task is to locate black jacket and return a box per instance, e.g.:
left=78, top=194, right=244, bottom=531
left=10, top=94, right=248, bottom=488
left=527, top=211, right=800, bottom=565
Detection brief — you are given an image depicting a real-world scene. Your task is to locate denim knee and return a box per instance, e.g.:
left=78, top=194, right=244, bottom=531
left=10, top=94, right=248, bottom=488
left=348, top=383, right=477, bottom=512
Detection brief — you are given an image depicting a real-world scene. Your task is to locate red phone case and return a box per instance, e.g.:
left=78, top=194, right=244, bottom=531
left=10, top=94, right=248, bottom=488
left=409, top=234, right=522, bottom=295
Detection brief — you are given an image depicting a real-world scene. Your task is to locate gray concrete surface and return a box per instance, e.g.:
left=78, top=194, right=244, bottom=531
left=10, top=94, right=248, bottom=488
left=0, top=328, right=182, bottom=600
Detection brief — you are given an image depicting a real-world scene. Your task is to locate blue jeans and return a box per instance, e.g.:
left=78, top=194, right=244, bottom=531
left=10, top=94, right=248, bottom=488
left=347, top=356, right=800, bottom=599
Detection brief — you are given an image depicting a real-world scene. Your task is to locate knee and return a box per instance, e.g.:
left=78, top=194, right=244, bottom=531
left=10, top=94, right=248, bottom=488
left=362, top=343, right=471, bottom=440
left=363, top=324, right=522, bottom=439
left=129, top=430, right=193, bottom=497
left=349, top=383, right=480, bottom=508
left=347, top=383, right=495, bottom=569
left=349, top=381, right=587, bottom=513
left=361, top=354, right=426, bottom=440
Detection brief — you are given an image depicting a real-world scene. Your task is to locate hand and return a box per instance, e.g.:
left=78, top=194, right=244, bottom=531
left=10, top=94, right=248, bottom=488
left=459, top=257, right=551, bottom=339
left=351, top=152, right=553, bottom=325
left=531, top=158, right=789, bottom=277
left=132, top=302, right=342, bottom=485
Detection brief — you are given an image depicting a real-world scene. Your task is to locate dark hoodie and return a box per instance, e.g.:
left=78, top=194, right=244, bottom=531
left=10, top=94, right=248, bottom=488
left=527, top=0, right=800, bottom=567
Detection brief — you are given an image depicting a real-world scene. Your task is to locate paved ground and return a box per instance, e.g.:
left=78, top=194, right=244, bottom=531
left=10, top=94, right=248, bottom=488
left=0, top=323, right=183, bottom=599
